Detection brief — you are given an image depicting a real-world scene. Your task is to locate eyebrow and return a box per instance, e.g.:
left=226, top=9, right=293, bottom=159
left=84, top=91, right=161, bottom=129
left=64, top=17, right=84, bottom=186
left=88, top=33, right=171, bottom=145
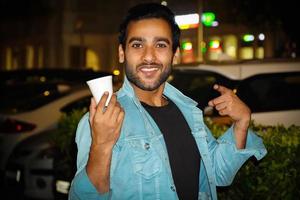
left=154, top=37, right=171, bottom=45
left=128, top=37, right=171, bottom=44
left=128, top=37, right=143, bottom=44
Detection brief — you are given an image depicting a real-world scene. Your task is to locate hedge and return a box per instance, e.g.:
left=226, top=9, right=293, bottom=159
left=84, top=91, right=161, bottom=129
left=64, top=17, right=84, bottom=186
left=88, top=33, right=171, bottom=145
left=53, top=110, right=300, bottom=200
left=205, top=117, right=300, bottom=200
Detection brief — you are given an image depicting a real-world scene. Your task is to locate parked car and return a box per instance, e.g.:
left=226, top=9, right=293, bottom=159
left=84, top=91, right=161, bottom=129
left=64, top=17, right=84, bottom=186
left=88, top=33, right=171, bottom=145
left=171, top=60, right=300, bottom=126
left=0, top=69, right=114, bottom=199
left=0, top=83, right=92, bottom=197
left=3, top=94, right=91, bottom=200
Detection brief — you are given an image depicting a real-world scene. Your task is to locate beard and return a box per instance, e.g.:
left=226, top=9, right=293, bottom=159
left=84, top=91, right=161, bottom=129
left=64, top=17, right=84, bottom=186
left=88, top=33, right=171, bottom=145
left=125, top=61, right=172, bottom=91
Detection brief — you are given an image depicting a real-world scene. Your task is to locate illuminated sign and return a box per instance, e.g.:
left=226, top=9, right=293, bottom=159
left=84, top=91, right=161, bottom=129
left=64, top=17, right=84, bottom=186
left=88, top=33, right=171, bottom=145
left=175, top=14, right=199, bottom=30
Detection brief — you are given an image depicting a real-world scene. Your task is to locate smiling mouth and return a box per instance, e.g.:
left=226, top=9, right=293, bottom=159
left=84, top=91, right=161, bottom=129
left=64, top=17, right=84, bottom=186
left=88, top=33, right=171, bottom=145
left=140, top=67, right=159, bottom=72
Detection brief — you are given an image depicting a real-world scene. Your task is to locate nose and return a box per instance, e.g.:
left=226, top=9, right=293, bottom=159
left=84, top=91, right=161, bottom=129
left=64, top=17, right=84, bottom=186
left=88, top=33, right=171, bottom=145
left=142, top=46, right=156, bottom=63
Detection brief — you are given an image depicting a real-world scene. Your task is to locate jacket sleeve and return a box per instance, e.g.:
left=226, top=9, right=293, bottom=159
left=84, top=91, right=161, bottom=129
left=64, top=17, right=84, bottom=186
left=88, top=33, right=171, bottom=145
left=68, top=113, right=111, bottom=200
left=205, top=125, right=267, bottom=186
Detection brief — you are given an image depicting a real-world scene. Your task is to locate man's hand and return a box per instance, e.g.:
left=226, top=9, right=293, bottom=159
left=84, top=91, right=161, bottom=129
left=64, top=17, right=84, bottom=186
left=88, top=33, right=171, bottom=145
left=208, top=84, right=251, bottom=149
left=89, top=92, right=125, bottom=149
left=87, top=92, right=124, bottom=193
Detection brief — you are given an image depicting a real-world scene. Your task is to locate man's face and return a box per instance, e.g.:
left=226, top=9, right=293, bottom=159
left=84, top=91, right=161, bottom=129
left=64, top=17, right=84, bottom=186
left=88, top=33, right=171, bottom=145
left=119, top=18, right=178, bottom=91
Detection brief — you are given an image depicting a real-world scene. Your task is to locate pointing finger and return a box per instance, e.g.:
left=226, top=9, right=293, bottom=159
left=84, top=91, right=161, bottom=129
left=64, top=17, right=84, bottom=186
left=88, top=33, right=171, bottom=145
left=213, top=84, right=231, bottom=95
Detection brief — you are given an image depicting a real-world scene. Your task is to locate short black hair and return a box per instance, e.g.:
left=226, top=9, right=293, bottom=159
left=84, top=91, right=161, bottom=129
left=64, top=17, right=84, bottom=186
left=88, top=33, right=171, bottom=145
left=118, top=3, right=181, bottom=53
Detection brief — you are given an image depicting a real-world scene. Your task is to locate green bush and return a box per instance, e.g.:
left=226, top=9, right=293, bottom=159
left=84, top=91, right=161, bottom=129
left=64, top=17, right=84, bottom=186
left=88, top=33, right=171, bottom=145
left=52, top=112, right=300, bottom=200
left=51, top=108, right=87, bottom=162
left=205, top=117, right=300, bottom=200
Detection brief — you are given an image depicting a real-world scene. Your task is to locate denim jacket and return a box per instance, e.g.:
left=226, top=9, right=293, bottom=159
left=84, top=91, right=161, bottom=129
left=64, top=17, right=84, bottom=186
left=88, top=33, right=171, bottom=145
left=69, top=77, right=267, bottom=200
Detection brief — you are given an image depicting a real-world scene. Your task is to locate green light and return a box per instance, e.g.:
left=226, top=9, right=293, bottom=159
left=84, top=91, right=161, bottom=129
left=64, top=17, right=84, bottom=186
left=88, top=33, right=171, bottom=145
left=243, top=34, right=255, bottom=42
left=209, top=40, right=220, bottom=49
left=201, top=12, right=215, bottom=27
left=182, top=42, right=193, bottom=50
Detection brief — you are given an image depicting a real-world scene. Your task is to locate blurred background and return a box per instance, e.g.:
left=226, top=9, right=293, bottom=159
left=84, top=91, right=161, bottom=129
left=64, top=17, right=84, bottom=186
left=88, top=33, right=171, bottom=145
left=0, top=0, right=299, bottom=73
left=0, top=0, right=300, bottom=200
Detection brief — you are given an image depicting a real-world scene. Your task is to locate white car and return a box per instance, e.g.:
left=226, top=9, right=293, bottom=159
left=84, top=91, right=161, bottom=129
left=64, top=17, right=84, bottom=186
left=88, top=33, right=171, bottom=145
left=172, top=59, right=300, bottom=126
left=0, top=81, right=92, bottom=199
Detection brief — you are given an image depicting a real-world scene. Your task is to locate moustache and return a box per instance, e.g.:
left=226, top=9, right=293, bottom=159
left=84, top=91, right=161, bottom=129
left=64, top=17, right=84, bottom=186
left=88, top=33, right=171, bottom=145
left=137, top=62, right=163, bottom=69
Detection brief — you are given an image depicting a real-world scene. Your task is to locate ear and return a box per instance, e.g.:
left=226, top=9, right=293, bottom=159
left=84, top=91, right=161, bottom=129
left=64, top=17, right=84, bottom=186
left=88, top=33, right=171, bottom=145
left=118, top=44, right=125, bottom=63
left=172, top=47, right=180, bottom=65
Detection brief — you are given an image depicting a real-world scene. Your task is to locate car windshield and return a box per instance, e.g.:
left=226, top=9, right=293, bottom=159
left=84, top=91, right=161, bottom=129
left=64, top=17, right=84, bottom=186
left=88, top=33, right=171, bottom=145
left=0, top=82, right=72, bottom=114
left=168, top=69, right=237, bottom=110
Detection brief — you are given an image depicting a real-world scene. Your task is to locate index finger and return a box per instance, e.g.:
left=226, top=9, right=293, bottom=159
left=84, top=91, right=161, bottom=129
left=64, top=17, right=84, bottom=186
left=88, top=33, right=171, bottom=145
left=96, top=91, right=109, bottom=114
left=213, top=84, right=231, bottom=95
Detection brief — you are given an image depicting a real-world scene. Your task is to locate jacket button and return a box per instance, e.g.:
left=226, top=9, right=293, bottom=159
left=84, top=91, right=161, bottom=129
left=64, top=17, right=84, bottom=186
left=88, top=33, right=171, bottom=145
left=144, top=143, right=150, bottom=150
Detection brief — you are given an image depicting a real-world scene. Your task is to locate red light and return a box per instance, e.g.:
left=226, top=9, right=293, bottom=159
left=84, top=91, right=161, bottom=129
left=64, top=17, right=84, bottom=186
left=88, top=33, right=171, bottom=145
left=0, top=118, right=36, bottom=133
left=16, top=124, right=22, bottom=131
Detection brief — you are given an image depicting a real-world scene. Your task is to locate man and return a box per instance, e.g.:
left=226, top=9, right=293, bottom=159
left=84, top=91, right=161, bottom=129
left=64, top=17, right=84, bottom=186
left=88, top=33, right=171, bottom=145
left=69, top=3, right=267, bottom=200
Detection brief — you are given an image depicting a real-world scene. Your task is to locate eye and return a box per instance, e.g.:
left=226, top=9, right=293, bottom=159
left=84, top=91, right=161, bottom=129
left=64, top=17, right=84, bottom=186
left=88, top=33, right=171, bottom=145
left=156, top=43, right=167, bottom=48
left=131, top=43, right=143, bottom=48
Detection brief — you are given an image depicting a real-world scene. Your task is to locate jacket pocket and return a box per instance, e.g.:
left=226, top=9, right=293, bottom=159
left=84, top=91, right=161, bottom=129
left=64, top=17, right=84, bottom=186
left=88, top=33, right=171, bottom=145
left=128, top=136, right=162, bottom=179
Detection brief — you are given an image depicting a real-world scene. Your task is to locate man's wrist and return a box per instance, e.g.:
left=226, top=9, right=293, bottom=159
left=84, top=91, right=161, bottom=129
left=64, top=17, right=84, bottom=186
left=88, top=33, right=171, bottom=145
left=90, top=142, right=114, bottom=155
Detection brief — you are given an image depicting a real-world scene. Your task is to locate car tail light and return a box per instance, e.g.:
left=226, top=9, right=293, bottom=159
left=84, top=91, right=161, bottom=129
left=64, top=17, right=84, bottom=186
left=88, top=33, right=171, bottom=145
left=0, top=118, right=36, bottom=133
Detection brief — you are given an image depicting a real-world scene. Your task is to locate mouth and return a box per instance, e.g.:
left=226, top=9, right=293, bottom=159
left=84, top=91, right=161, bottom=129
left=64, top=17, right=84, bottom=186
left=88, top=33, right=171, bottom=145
left=138, top=65, right=161, bottom=77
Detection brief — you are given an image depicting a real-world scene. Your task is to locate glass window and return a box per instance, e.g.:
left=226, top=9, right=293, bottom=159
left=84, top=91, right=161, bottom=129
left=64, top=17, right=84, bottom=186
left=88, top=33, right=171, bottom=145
left=237, top=72, right=300, bottom=112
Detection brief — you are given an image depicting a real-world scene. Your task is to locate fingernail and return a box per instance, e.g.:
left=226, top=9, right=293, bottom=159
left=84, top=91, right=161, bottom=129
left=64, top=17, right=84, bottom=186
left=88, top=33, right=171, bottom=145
left=214, top=84, right=218, bottom=89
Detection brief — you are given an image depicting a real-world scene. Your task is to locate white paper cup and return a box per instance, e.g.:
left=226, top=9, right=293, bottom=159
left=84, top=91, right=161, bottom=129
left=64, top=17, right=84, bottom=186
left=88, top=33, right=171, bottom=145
left=86, top=75, right=113, bottom=106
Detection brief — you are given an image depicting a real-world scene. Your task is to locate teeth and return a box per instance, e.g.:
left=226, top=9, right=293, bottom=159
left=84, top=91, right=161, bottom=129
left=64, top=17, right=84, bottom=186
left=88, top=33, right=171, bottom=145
left=140, top=68, right=158, bottom=72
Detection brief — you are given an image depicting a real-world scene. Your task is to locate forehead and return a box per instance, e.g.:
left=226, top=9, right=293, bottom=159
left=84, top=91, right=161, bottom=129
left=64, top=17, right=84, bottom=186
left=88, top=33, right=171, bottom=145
left=126, top=18, right=172, bottom=42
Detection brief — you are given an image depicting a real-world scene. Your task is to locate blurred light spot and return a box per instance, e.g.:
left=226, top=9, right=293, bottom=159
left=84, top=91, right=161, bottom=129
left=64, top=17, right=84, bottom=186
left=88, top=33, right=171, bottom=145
left=44, top=91, right=50, bottom=96
left=113, top=69, right=120, bottom=76
left=182, top=42, right=193, bottom=51
left=233, top=89, right=237, bottom=94
left=212, top=21, right=219, bottom=27
left=243, top=34, right=255, bottom=42
left=40, top=76, right=46, bottom=82
left=161, top=1, right=167, bottom=6
left=258, top=33, right=265, bottom=41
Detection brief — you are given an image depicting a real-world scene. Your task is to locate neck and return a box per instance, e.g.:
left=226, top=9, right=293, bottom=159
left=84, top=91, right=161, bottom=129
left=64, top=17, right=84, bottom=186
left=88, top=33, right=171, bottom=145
left=131, top=82, right=167, bottom=107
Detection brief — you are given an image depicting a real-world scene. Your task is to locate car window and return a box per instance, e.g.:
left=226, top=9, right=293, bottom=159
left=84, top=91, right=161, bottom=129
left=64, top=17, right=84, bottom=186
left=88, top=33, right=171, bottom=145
left=0, top=83, right=72, bottom=114
left=237, top=72, right=300, bottom=112
left=168, top=70, right=237, bottom=110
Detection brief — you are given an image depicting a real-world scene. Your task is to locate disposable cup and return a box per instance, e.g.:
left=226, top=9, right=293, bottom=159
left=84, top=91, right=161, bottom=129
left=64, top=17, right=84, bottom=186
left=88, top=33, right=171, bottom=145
left=86, top=75, right=113, bottom=106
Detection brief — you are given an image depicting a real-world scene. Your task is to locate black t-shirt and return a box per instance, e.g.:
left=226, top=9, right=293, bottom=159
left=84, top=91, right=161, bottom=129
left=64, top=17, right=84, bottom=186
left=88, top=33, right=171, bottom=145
left=141, top=99, right=200, bottom=200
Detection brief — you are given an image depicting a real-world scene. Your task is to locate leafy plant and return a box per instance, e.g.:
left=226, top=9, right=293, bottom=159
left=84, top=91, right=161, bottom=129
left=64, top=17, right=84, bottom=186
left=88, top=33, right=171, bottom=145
left=52, top=113, right=300, bottom=200
left=205, top=118, right=300, bottom=200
